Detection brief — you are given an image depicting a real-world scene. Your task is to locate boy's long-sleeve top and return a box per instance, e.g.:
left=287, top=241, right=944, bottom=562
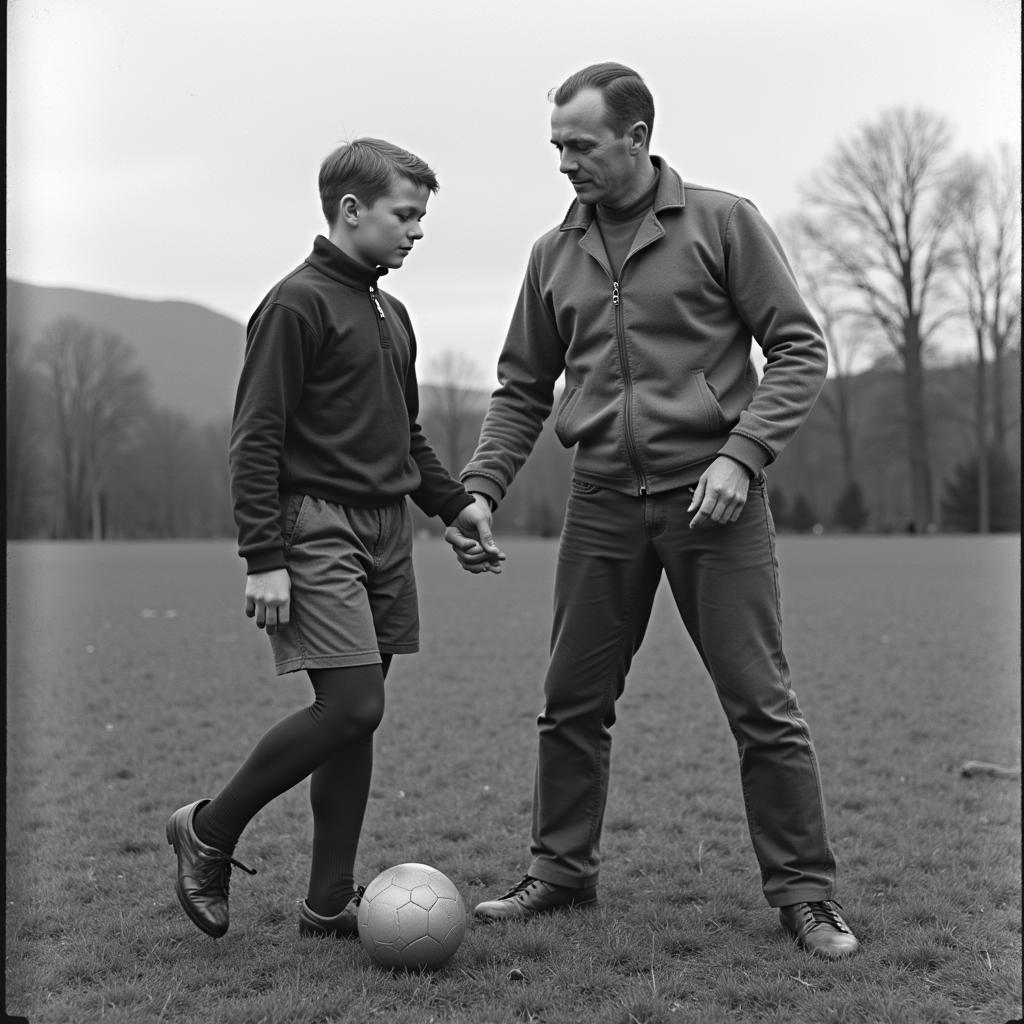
left=230, top=235, right=472, bottom=575
left=462, top=158, right=828, bottom=505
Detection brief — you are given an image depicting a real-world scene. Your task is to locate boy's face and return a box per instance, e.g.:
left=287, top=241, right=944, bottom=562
left=350, top=177, right=430, bottom=269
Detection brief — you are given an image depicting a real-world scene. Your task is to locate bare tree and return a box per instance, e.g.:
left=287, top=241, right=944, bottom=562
left=801, top=108, right=962, bottom=531
left=782, top=215, right=874, bottom=492
left=6, top=330, right=46, bottom=537
left=423, top=350, right=483, bottom=473
left=35, top=317, right=151, bottom=538
left=948, top=147, right=1021, bottom=530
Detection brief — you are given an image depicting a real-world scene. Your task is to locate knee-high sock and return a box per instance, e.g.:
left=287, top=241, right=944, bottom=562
left=304, top=655, right=391, bottom=914
left=193, top=663, right=385, bottom=859
left=304, top=733, right=374, bottom=915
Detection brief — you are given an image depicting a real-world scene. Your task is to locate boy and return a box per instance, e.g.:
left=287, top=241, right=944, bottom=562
left=167, top=138, right=502, bottom=940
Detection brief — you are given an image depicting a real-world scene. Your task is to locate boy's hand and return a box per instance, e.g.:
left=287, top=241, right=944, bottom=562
left=445, top=496, right=506, bottom=574
left=245, top=568, right=292, bottom=633
left=688, top=456, right=751, bottom=529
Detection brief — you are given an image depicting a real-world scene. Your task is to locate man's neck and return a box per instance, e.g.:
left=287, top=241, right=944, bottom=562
left=603, top=156, right=657, bottom=213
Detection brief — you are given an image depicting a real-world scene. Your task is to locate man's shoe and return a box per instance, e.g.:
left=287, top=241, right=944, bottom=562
left=779, top=900, right=860, bottom=960
left=474, top=876, right=597, bottom=923
left=165, top=799, right=255, bottom=938
left=297, top=889, right=364, bottom=939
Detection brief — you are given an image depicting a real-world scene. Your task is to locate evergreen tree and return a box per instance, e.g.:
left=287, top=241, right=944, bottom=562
left=941, top=450, right=1021, bottom=533
left=833, top=480, right=870, bottom=532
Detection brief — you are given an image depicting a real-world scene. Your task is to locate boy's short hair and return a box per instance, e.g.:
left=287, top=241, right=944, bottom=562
left=550, top=62, right=655, bottom=145
left=318, top=138, right=439, bottom=225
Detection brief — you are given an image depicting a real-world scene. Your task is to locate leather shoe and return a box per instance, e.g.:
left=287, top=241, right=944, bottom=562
left=165, top=799, right=255, bottom=938
left=298, top=889, right=363, bottom=939
left=474, top=876, right=597, bottom=923
left=779, top=900, right=860, bottom=959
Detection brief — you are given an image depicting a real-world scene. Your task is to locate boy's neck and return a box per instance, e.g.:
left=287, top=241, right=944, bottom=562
left=326, top=227, right=378, bottom=271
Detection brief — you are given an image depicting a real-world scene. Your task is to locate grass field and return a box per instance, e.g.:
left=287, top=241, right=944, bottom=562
left=5, top=535, right=1021, bottom=1024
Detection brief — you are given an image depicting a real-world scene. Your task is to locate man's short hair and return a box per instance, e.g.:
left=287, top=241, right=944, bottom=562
left=550, top=62, right=655, bottom=144
left=318, top=138, right=439, bottom=225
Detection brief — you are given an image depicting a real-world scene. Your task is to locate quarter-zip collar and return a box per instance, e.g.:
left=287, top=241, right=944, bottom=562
left=558, top=156, right=685, bottom=233
left=306, top=234, right=390, bottom=290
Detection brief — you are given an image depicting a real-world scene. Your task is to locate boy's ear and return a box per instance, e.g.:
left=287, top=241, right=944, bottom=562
left=339, top=193, right=361, bottom=227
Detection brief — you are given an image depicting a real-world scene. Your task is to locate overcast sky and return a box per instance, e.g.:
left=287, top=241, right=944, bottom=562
left=7, top=0, right=1020, bottom=384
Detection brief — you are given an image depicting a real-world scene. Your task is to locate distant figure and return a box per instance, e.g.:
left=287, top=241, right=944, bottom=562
left=445, top=63, right=859, bottom=959
left=166, top=138, right=502, bottom=940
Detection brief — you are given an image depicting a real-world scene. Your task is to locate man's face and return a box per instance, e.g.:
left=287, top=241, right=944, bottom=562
left=550, top=88, right=639, bottom=207
left=350, top=177, right=430, bottom=269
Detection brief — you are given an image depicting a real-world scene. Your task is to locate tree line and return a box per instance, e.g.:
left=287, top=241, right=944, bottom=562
left=6, top=320, right=234, bottom=540
left=781, top=110, right=1019, bottom=532
left=6, top=107, right=1020, bottom=541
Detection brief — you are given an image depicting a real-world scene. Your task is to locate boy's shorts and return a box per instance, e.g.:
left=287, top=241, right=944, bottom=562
left=268, top=493, right=418, bottom=676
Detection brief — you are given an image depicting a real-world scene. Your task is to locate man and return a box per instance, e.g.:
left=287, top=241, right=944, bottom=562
left=446, top=63, right=858, bottom=960
left=166, top=138, right=501, bottom=941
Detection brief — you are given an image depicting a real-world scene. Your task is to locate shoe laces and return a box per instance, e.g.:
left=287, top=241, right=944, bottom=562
left=799, top=900, right=849, bottom=933
left=196, top=852, right=256, bottom=897
left=500, top=876, right=543, bottom=902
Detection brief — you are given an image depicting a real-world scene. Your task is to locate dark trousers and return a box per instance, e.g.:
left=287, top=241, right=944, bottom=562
left=528, top=477, right=837, bottom=907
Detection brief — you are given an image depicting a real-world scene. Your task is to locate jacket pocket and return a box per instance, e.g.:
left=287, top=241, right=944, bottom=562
left=554, top=386, right=583, bottom=447
left=689, top=370, right=726, bottom=432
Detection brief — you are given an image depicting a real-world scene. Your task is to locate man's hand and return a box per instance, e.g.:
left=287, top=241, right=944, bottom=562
left=688, top=456, right=751, bottom=529
left=444, top=495, right=506, bottom=574
left=244, top=568, right=292, bottom=633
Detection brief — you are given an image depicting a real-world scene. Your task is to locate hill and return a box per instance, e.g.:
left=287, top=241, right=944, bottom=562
left=6, top=278, right=244, bottom=423
left=7, top=277, right=1015, bottom=533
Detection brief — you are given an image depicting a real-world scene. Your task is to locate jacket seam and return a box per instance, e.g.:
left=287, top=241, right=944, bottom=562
left=722, top=197, right=745, bottom=255
left=262, top=299, right=320, bottom=340
left=460, top=469, right=507, bottom=492
left=730, top=429, right=776, bottom=458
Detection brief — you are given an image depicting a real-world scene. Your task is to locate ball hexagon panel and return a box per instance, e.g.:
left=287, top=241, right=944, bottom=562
left=358, top=863, right=467, bottom=971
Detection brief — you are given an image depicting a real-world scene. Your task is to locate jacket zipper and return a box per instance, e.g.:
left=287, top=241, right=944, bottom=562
left=368, top=284, right=391, bottom=346
left=611, top=279, right=648, bottom=496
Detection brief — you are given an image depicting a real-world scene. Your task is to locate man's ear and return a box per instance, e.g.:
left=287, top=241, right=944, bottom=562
left=628, top=121, right=649, bottom=154
left=339, top=193, right=361, bottom=227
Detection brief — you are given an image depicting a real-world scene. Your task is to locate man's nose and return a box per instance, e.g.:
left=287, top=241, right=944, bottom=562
left=409, top=221, right=424, bottom=240
left=559, top=152, right=578, bottom=175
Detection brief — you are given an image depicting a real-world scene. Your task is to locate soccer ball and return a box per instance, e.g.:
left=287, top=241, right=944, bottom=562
left=357, top=863, right=466, bottom=971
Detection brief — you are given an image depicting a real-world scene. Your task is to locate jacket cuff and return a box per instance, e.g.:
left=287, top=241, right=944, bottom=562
left=244, top=547, right=288, bottom=575
left=461, top=475, right=504, bottom=509
left=437, top=491, right=475, bottom=527
left=718, top=433, right=772, bottom=478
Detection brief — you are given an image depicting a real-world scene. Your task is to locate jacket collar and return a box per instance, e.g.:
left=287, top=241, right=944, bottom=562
left=558, top=156, right=685, bottom=232
left=306, top=234, right=389, bottom=288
